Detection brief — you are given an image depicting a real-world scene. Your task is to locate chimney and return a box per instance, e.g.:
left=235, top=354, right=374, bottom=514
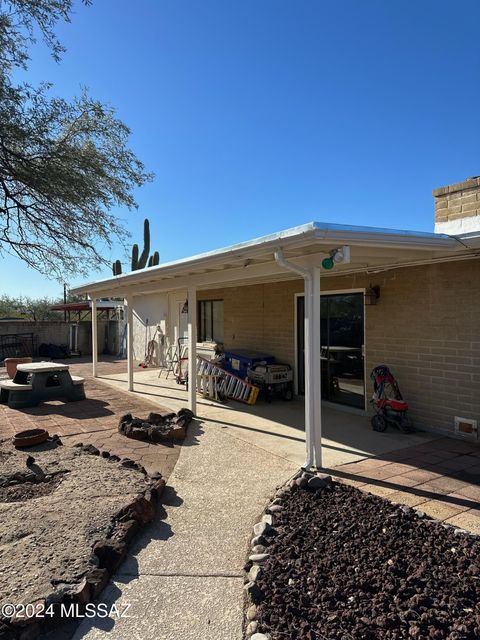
left=433, top=177, right=480, bottom=234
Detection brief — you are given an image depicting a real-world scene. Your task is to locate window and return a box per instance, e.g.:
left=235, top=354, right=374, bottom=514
left=198, top=300, right=224, bottom=343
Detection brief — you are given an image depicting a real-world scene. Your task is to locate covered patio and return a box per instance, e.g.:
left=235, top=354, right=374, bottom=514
left=96, top=365, right=435, bottom=468
left=70, top=221, right=472, bottom=468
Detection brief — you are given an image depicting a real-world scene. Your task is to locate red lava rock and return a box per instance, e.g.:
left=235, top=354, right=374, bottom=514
left=118, top=408, right=193, bottom=443
left=151, top=478, right=166, bottom=497
left=120, top=495, right=155, bottom=525
left=93, top=539, right=127, bottom=574
left=86, top=568, right=109, bottom=598
left=254, top=483, right=480, bottom=640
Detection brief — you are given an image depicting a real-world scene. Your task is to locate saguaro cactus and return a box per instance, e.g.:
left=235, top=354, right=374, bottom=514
left=148, top=251, right=160, bottom=268
left=113, top=218, right=159, bottom=273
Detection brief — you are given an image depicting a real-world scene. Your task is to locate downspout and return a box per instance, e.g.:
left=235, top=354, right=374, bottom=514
left=274, top=248, right=314, bottom=469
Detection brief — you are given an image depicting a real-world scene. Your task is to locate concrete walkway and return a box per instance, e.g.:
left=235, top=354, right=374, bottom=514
left=73, top=416, right=297, bottom=640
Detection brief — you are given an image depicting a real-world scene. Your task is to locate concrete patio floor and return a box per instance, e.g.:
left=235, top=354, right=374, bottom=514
left=97, top=366, right=437, bottom=468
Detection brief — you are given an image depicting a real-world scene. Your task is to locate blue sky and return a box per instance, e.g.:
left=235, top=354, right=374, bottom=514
left=3, top=0, right=480, bottom=297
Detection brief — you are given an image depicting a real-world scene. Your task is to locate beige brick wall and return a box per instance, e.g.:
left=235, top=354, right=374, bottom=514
left=434, top=177, right=480, bottom=233
left=200, top=258, right=480, bottom=436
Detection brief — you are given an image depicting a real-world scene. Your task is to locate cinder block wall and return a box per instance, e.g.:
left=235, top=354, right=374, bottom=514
left=199, top=258, right=480, bottom=435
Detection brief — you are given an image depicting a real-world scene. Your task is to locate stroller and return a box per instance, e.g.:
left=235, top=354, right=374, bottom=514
left=370, top=365, right=413, bottom=433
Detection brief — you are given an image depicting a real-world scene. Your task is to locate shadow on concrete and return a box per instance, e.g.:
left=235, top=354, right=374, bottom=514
left=68, top=485, right=184, bottom=640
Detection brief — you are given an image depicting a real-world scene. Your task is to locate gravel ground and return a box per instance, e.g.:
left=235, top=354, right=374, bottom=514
left=254, top=482, right=480, bottom=640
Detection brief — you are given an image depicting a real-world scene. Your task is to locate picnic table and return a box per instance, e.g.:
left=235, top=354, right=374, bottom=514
left=0, top=361, right=85, bottom=409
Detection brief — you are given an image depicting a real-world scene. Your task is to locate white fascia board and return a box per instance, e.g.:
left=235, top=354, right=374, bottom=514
left=70, top=221, right=462, bottom=296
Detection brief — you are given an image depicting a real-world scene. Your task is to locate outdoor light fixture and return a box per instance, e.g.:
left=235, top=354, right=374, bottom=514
left=365, top=285, right=380, bottom=305
left=321, top=245, right=351, bottom=270
left=181, top=299, right=188, bottom=314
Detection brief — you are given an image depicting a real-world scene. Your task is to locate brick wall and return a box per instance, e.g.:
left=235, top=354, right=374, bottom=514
left=199, top=258, right=480, bottom=435
left=434, top=177, right=480, bottom=234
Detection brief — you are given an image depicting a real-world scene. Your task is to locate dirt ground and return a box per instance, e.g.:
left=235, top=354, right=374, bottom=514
left=0, top=438, right=147, bottom=612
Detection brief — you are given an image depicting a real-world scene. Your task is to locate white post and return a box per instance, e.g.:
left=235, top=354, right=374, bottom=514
left=126, top=295, right=134, bottom=392
left=91, top=298, right=98, bottom=377
left=187, top=286, right=197, bottom=414
left=303, top=275, right=313, bottom=468
left=312, top=267, right=323, bottom=468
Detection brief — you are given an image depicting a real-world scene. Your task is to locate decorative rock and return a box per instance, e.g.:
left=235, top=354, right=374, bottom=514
left=93, top=539, right=126, bottom=573
left=268, top=504, right=284, bottom=513
left=251, top=634, right=271, bottom=640
left=270, top=497, right=283, bottom=505
left=248, top=564, right=263, bottom=582
left=86, top=567, right=109, bottom=598
left=246, top=604, right=257, bottom=621
left=151, top=478, right=166, bottom=497
left=316, top=472, right=332, bottom=481
left=82, top=444, right=100, bottom=456
left=253, top=521, right=270, bottom=537
left=261, top=514, right=273, bottom=525
left=246, top=621, right=258, bottom=636
left=120, top=458, right=137, bottom=469
left=307, top=476, right=329, bottom=490
left=251, top=535, right=265, bottom=547
left=251, top=544, right=265, bottom=554
left=244, top=580, right=264, bottom=603
left=295, top=477, right=308, bottom=488
left=120, top=495, right=155, bottom=525
left=249, top=553, right=270, bottom=563
left=415, top=509, right=425, bottom=518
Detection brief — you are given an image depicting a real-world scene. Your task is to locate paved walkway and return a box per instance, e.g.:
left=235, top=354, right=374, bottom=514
left=73, top=412, right=297, bottom=640
left=0, top=359, right=180, bottom=479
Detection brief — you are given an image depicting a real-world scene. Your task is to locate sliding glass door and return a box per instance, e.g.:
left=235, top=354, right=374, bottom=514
left=297, top=292, right=365, bottom=409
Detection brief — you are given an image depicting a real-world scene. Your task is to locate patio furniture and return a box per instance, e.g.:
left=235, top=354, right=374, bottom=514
left=0, top=361, right=85, bottom=409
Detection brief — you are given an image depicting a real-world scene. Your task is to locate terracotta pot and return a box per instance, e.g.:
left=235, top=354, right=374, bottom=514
left=4, top=357, right=33, bottom=379
left=12, top=428, right=49, bottom=448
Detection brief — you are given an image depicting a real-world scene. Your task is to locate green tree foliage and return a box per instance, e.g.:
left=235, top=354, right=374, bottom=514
left=0, top=294, right=61, bottom=321
left=0, top=0, right=152, bottom=280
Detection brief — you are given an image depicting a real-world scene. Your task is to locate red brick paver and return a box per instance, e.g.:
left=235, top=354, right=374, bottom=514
left=0, top=358, right=180, bottom=479
left=331, top=437, right=480, bottom=534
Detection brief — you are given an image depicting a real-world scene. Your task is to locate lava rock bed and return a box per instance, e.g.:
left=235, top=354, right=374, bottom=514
left=118, top=408, right=194, bottom=442
left=248, top=477, right=480, bottom=640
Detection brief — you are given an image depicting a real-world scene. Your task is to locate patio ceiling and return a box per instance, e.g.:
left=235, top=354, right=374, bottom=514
left=70, top=221, right=474, bottom=298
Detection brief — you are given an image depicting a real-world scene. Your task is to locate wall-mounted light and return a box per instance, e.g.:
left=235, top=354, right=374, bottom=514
left=181, top=299, right=188, bottom=314
left=321, top=245, right=351, bottom=270
left=365, top=285, right=380, bottom=305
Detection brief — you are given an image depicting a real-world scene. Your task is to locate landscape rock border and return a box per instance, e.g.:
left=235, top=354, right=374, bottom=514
left=242, top=469, right=334, bottom=639
left=118, top=408, right=194, bottom=443
left=0, top=439, right=167, bottom=640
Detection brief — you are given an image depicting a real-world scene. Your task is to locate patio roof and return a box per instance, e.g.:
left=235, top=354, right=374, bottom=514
left=71, top=221, right=474, bottom=298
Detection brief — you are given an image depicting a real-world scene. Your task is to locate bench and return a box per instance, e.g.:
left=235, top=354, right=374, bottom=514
left=0, top=379, right=33, bottom=391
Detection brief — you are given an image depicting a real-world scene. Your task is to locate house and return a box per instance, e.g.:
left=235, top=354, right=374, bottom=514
left=70, top=177, right=480, bottom=466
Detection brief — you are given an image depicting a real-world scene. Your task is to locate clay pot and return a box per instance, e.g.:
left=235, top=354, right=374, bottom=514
left=4, top=357, right=33, bottom=379
left=12, top=428, right=49, bottom=448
